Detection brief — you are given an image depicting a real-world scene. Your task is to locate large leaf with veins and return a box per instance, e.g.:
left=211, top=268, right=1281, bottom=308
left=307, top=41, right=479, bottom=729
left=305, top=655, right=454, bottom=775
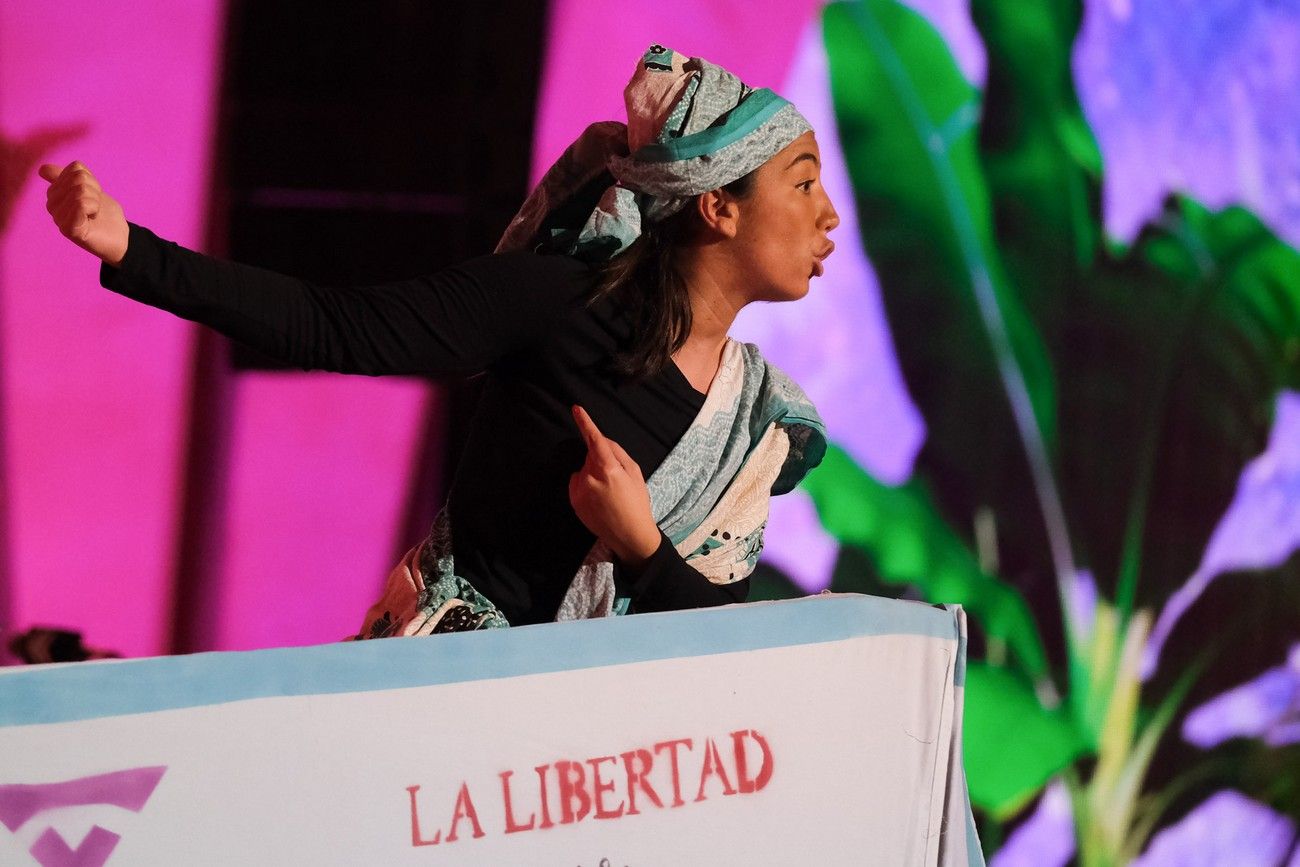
left=823, top=0, right=1064, bottom=596
left=1057, top=196, right=1300, bottom=616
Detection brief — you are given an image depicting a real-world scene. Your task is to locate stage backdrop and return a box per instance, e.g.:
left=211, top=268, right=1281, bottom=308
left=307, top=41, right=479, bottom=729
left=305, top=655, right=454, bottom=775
left=0, top=0, right=435, bottom=658
left=3, top=0, right=1299, bottom=863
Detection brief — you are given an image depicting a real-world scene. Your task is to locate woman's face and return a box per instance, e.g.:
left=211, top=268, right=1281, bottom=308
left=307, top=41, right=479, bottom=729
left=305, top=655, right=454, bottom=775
left=730, top=130, right=840, bottom=302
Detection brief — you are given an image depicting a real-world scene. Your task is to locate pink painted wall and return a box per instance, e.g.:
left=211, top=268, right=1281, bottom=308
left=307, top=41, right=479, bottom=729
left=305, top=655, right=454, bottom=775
left=209, top=372, right=432, bottom=650
left=1, top=2, right=437, bottom=657
left=0, top=2, right=226, bottom=657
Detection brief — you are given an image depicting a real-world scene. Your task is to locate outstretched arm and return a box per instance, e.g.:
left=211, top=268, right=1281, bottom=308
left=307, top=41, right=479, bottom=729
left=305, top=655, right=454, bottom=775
left=37, top=162, right=593, bottom=376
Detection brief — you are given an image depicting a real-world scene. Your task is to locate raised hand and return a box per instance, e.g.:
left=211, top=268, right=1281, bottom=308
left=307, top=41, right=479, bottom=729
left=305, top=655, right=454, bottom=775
left=568, top=404, right=662, bottom=566
left=38, top=161, right=129, bottom=266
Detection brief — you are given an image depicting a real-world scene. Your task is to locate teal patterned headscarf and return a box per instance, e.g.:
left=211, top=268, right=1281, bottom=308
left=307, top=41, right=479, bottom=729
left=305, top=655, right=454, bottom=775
left=497, top=44, right=813, bottom=260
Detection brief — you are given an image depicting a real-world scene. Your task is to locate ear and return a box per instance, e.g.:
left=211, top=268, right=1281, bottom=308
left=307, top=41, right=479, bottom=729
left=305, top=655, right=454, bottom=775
left=695, top=189, right=741, bottom=239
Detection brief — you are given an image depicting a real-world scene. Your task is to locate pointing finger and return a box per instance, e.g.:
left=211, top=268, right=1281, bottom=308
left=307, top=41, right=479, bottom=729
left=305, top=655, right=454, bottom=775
left=572, top=405, right=620, bottom=470
left=571, top=405, right=602, bottom=444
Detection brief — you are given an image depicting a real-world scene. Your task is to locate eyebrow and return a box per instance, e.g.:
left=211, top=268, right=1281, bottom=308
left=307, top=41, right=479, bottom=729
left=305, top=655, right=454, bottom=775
left=786, top=152, right=820, bottom=170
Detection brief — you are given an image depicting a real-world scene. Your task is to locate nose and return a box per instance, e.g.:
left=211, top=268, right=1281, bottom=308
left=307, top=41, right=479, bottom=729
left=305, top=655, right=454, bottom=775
left=821, top=191, right=840, bottom=233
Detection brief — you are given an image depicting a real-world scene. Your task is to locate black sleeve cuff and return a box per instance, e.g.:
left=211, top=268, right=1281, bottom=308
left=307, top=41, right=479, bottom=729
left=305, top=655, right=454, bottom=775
left=619, top=531, right=681, bottom=598
left=99, top=222, right=161, bottom=291
left=618, top=531, right=750, bottom=613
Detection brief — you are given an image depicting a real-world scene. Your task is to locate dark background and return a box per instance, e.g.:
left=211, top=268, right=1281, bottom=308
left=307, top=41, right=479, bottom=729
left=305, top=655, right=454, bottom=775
left=172, top=0, right=547, bottom=651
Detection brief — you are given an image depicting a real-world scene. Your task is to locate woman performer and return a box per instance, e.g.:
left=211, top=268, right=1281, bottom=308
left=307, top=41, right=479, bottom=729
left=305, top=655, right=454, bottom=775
left=38, top=45, right=839, bottom=637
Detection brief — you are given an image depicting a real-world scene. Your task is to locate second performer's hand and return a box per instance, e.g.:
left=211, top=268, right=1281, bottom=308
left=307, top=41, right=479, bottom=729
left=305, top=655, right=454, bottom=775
left=38, top=161, right=129, bottom=267
left=569, top=405, right=662, bottom=567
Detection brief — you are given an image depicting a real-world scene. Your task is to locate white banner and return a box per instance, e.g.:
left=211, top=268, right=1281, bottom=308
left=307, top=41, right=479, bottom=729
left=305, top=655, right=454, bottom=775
left=0, top=594, right=984, bottom=865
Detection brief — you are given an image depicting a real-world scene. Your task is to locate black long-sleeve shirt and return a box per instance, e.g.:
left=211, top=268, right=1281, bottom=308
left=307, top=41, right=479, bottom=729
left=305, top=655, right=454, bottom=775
left=101, top=224, right=749, bottom=625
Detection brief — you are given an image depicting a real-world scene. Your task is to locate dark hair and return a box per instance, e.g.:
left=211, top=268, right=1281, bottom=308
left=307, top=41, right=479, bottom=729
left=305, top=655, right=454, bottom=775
left=589, top=171, right=756, bottom=380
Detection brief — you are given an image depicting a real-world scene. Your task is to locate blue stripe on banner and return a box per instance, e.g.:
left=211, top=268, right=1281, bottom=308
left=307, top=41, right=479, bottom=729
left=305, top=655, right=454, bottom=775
left=0, top=594, right=960, bottom=727
left=964, top=768, right=988, bottom=866
left=949, top=603, right=968, bottom=687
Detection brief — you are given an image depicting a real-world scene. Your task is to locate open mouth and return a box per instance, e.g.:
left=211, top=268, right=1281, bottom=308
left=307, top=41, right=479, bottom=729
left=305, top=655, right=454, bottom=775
left=811, top=242, right=834, bottom=278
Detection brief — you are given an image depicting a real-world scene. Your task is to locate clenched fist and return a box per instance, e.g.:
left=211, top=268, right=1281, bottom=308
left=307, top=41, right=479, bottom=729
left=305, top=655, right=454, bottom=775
left=568, top=404, right=662, bottom=567
left=38, top=161, right=129, bottom=266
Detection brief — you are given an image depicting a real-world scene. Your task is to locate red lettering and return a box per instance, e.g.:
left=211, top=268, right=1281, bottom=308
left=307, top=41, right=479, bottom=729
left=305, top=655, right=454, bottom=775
left=499, top=770, right=536, bottom=834
left=731, top=729, right=774, bottom=794
left=694, top=738, right=738, bottom=802
left=446, top=782, right=485, bottom=842
left=653, top=738, right=693, bottom=807
left=409, top=729, right=766, bottom=845
left=406, top=785, right=441, bottom=847
left=587, top=755, right=625, bottom=819
left=534, top=764, right=555, bottom=830
left=556, top=760, right=591, bottom=824
left=620, top=749, right=663, bottom=816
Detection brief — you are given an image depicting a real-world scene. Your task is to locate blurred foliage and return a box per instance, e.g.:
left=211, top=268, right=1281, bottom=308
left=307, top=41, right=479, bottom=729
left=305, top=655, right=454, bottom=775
left=803, top=444, right=1047, bottom=677
left=963, top=661, right=1088, bottom=817
left=810, top=0, right=1300, bottom=861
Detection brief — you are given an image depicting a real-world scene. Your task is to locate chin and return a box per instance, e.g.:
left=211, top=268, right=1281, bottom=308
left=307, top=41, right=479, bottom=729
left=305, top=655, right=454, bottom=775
left=774, top=280, right=811, bottom=302
left=753, top=274, right=812, bottom=303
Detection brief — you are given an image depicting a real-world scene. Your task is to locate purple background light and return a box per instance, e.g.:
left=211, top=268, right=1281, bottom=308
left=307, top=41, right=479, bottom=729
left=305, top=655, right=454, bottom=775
left=1145, top=392, right=1300, bottom=678
left=733, top=19, right=927, bottom=590
left=988, top=780, right=1076, bottom=867
left=1183, top=643, right=1300, bottom=749
left=1132, top=790, right=1297, bottom=867
left=1074, top=0, right=1300, bottom=249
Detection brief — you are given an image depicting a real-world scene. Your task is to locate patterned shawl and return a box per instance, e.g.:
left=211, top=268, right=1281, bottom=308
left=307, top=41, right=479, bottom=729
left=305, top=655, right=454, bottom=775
left=353, top=340, right=824, bottom=638
left=556, top=339, right=824, bottom=618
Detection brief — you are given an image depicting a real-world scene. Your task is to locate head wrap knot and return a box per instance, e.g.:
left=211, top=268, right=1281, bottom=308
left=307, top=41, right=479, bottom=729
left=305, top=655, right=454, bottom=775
left=497, top=45, right=812, bottom=260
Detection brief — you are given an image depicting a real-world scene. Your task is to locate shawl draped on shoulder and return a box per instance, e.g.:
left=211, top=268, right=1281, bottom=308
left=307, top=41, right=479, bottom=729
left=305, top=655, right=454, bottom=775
left=353, top=339, right=824, bottom=637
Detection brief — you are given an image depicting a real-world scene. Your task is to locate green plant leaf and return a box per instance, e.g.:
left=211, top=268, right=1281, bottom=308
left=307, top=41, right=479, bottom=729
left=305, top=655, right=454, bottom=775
left=970, top=0, right=1103, bottom=333
left=802, top=443, right=1048, bottom=678
left=1113, top=650, right=1213, bottom=863
left=1057, top=196, right=1300, bottom=614
left=964, top=661, right=1089, bottom=817
left=823, top=0, right=1068, bottom=597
